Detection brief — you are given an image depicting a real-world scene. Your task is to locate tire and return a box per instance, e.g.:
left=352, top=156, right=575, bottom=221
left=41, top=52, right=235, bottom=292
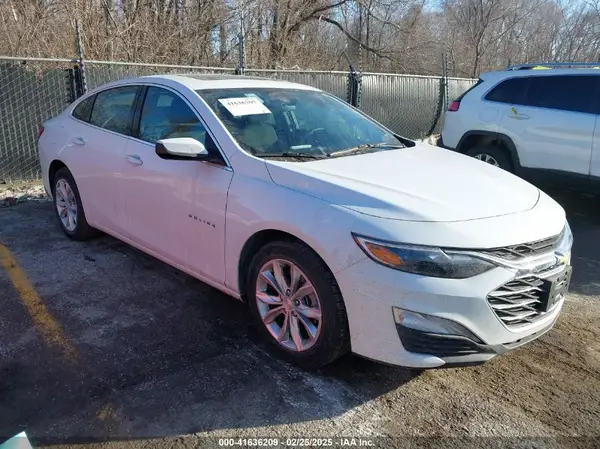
left=466, top=144, right=513, bottom=172
left=245, top=240, right=350, bottom=369
left=52, top=167, right=98, bottom=241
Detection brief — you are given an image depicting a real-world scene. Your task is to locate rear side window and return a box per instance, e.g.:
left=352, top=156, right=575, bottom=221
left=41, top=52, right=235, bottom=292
left=525, top=75, right=597, bottom=114
left=485, top=78, right=529, bottom=104
left=89, top=86, right=139, bottom=135
left=72, top=96, right=95, bottom=122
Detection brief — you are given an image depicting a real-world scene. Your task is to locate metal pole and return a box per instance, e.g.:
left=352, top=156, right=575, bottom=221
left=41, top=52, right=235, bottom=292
left=442, top=53, right=448, bottom=112
left=75, top=19, right=88, bottom=94
left=238, top=2, right=246, bottom=75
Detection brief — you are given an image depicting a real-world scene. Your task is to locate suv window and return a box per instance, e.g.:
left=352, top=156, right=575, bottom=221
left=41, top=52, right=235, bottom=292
left=138, top=87, right=209, bottom=145
left=72, top=95, right=95, bottom=122
left=525, top=75, right=597, bottom=114
left=485, top=78, right=529, bottom=104
left=89, top=85, right=139, bottom=135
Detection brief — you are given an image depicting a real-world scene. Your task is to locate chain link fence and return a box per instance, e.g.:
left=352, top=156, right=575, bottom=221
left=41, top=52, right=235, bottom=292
left=245, top=69, right=350, bottom=102
left=0, top=56, right=477, bottom=183
left=0, top=58, right=76, bottom=182
left=84, top=61, right=238, bottom=91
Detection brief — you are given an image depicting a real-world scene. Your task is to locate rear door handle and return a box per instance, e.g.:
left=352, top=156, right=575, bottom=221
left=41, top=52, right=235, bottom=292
left=126, top=154, right=143, bottom=165
left=72, top=137, right=86, bottom=145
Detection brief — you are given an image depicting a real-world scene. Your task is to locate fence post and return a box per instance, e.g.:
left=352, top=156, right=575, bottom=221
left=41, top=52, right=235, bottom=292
left=65, top=67, right=77, bottom=103
left=442, top=53, right=449, bottom=112
left=75, top=19, right=88, bottom=95
left=344, top=51, right=362, bottom=107
left=425, top=53, right=448, bottom=137
left=237, top=4, right=246, bottom=75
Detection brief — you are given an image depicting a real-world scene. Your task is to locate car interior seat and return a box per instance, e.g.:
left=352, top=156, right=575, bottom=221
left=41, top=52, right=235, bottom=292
left=240, top=114, right=278, bottom=153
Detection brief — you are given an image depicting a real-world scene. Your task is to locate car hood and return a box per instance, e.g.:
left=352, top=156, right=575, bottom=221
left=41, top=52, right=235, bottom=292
left=265, top=144, right=540, bottom=222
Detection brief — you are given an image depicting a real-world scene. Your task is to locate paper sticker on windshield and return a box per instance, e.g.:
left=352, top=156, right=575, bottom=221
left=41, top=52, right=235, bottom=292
left=218, top=97, right=271, bottom=117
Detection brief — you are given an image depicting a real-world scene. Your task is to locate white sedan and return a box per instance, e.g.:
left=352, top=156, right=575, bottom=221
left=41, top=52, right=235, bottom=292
left=38, top=74, right=573, bottom=369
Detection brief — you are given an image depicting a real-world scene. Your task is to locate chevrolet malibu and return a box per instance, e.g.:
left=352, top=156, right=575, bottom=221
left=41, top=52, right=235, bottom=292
left=38, top=74, right=573, bottom=369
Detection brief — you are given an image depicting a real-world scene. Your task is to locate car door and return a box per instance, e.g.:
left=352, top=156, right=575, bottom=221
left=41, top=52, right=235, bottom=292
left=121, top=85, right=233, bottom=285
left=494, top=75, right=595, bottom=176
left=65, top=85, right=141, bottom=236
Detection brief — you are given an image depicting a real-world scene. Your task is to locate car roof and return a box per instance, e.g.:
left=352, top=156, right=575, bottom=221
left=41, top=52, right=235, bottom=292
left=480, top=68, right=600, bottom=82
left=95, top=73, right=321, bottom=93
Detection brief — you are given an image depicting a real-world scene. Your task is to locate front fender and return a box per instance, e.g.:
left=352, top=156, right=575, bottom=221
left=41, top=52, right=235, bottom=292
left=224, top=173, right=365, bottom=293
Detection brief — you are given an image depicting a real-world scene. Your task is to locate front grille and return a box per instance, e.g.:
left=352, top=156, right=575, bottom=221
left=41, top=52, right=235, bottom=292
left=481, top=231, right=563, bottom=261
left=487, top=276, right=546, bottom=326
left=487, top=268, right=570, bottom=327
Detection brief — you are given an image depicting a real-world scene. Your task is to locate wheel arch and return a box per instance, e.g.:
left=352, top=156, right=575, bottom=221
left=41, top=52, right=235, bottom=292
left=48, top=159, right=68, bottom=191
left=48, top=160, right=91, bottom=215
left=456, top=131, right=522, bottom=173
left=237, top=228, right=336, bottom=303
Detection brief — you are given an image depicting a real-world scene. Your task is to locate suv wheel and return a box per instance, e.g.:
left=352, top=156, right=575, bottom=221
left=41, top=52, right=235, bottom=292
left=466, top=144, right=513, bottom=172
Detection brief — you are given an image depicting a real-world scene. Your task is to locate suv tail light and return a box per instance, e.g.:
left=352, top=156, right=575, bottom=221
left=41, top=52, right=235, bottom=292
left=37, top=125, right=44, bottom=138
left=448, top=100, right=461, bottom=112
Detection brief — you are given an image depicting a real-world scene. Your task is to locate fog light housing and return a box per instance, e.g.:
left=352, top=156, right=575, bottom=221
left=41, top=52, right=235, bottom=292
left=392, top=307, right=483, bottom=343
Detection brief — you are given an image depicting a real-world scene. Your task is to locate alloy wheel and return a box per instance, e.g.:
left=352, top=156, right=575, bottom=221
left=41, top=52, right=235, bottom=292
left=255, top=259, right=322, bottom=352
left=474, top=153, right=500, bottom=167
left=55, top=178, right=78, bottom=232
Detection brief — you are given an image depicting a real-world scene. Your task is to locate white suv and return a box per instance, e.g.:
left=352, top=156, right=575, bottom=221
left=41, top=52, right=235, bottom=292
left=441, top=63, right=600, bottom=194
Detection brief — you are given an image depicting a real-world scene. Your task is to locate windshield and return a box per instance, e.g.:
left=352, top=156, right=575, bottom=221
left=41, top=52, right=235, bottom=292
left=197, top=88, right=406, bottom=160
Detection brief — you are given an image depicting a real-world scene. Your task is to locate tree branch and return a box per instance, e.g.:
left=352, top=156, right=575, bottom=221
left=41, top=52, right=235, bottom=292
left=317, top=16, right=392, bottom=60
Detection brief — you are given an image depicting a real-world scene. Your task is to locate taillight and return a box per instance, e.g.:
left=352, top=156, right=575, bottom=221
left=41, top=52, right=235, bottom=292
left=448, top=100, right=461, bottom=112
left=37, top=125, right=44, bottom=138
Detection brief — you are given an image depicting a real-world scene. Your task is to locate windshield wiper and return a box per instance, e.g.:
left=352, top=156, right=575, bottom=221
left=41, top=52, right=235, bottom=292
left=327, top=142, right=406, bottom=157
left=262, top=152, right=327, bottom=159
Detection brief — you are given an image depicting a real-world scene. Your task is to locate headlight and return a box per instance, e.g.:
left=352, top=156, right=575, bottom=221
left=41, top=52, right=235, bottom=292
left=352, top=234, right=496, bottom=279
left=556, top=221, right=573, bottom=264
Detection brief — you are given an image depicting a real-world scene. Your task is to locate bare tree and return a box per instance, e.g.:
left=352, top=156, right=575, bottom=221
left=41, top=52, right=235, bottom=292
left=0, top=0, right=599, bottom=74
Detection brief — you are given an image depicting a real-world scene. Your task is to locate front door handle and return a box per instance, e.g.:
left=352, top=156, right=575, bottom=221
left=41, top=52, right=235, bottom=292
left=126, top=154, right=143, bottom=165
left=72, top=137, right=86, bottom=145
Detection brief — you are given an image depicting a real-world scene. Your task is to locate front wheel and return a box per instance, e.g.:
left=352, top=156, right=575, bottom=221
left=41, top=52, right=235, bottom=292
left=246, top=240, right=350, bottom=369
left=52, top=167, right=97, bottom=241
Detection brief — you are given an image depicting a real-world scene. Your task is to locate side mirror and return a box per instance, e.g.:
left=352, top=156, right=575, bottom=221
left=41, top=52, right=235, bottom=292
left=155, top=137, right=209, bottom=160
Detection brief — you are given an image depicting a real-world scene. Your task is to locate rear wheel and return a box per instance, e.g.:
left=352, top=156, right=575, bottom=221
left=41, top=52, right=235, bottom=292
left=466, top=144, right=513, bottom=172
left=245, top=240, right=350, bottom=369
left=52, top=167, right=97, bottom=241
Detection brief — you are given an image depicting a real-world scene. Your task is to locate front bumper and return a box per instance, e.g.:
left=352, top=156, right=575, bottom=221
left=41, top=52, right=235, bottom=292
left=335, top=257, right=569, bottom=368
left=394, top=313, right=558, bottom=368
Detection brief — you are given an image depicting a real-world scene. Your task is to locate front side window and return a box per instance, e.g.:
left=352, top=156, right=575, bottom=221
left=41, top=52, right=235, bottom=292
left=89, top=85, right=139, bottom=135
left=72, top=95, right=95, bottom=122
left=197, top=88, right=405, bottom=160
left=138, top=87, right=210, bottom=146
left=525, top=75, right=597, bottom=114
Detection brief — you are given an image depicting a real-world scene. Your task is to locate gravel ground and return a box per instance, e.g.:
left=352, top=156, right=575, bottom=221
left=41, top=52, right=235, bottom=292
left=0, top=180, right=49, bottom=207
left=0, top=186, right=598, bottom=449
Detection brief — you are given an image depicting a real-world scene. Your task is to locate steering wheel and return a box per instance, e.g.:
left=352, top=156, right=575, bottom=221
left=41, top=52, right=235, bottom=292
left=302, top=127, right=330, bottom=155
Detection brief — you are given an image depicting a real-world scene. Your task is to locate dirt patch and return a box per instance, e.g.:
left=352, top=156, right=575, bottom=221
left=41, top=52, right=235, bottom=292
left=0, top=180, right=49, bottom=207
